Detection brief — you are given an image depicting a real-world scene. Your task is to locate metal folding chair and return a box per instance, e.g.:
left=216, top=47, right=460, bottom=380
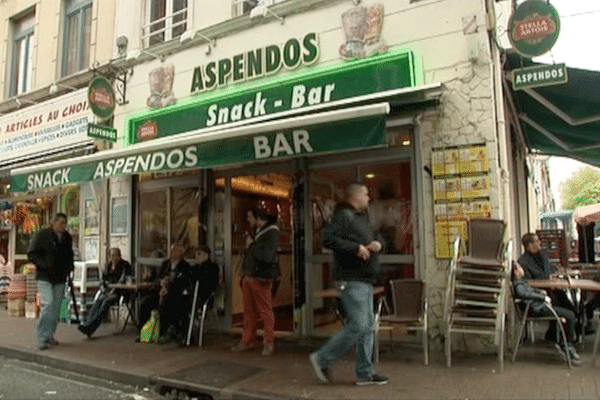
left=375, top=279, right=428, bottom=365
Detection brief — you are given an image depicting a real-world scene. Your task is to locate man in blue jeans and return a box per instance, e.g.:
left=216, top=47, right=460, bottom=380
left=309, top=183, right=388, bottom=386
left=28, top=213, right=74, bottom=350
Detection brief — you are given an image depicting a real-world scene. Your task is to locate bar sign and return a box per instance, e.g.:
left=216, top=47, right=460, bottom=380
left=512, top=63, right=568, bottom=90
left=88, top=123, right=117, bottom=142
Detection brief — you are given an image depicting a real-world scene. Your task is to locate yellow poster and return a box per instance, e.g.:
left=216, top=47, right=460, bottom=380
left=459, top=145, right=489, bottom=174
left=444, top=149, right=460, bottom=175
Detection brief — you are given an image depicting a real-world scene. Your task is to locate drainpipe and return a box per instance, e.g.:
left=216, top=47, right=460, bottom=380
left=485, top=0, right=515, bottom=335
left=485, top=0, right=511, bottom=235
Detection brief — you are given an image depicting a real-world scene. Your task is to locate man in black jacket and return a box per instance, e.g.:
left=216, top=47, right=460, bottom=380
left=28, top=213, right=74, bottom=350
left=518, top=233, right=555, bottom=280
left=513, top=263, right=580, bottom=364
left=309, top=183, right=388, bottom=386
left=138, top=242, right=192, bottom=344
left=77, top=248, right=133, bottom=337
left=518, top=233, right=577, bottom=339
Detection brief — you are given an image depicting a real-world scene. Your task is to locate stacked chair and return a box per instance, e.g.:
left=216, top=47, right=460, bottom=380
left=444, top=218, right=512, bottom=372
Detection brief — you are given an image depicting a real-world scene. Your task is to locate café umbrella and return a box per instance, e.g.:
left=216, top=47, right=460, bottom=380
left=573, top=203, right=600, bottom=226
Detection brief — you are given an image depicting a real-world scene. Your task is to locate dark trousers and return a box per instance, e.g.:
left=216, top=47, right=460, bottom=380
left=535, top=302, right=577, bottom=343
left=139, top=291, right=192, bottom=336
left=81, top=292, right=120, bottom=336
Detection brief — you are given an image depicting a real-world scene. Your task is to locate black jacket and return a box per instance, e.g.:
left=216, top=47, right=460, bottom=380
left=182, top=260, right=220, bottom=303
left=518, top=249, right=554, bottom=280
left=513, top=278, right=548, bottom=315
left=102, top=259, right=133, bottom=285
left=151, top=258, right=192, bottom=285
left=243, top=222, right=280, bottom=279
left=322, top=203, right=379, bottom=284
left=28, top=228, right=74, bottom=284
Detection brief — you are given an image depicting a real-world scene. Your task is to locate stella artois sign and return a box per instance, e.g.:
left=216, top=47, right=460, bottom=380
left=88, top=77, right=116, bottom=120
left=508, top=0, right=560, bottom=58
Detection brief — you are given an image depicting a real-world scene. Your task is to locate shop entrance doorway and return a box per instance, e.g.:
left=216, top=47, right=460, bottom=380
left=221, top=171, right=295, bottom=334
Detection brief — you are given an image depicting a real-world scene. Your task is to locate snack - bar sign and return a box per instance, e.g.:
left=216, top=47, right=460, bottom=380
left=190, top=32, right=319, bottom=93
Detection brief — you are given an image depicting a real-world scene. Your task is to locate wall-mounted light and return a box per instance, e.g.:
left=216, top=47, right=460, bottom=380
left=49, top=83, right=77, bottom=95
left=179, top=30, right=216, bottom=55
left=250, top=4, right=284, bottom=24
left=116, top=35, right=129, bottom=57
left=126, top=49, right=165, bottom=62
left=14, top=98, right=37, bottom=107
left=180, top=30, right=216, bottom=46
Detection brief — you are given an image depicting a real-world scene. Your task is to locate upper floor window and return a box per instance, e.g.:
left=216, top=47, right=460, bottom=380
left=62, top=0, right=92, bottom=77
left=10, top=12, right=35, bottom=97
left=144, top=0, right=187, bottom=47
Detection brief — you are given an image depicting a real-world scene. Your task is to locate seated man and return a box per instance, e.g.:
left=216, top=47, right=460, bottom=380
left=139, top=242, right=191, bottom=344
left=180, top=246, right=221, bottom=335
left=513, top=263, right=580, bottom=364
left=518, top=233, right=555, bottom=280
left=188, top=245, right=220, bottom=305
left=78, top=248, right=133, bottom=337
left=518, top=233, right=579, bottom=337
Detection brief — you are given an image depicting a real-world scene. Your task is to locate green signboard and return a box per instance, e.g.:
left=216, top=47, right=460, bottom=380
left=88, top=123, right=117, bottom=142
left=512, top=63, right=568, bottom=90
left=508, top=0, right=560, bottom=58
left=126, top=49, right=416, bottom=144
left=11, top=115, right=385, bottom=192
left=88, top=77, right=116, bottom=120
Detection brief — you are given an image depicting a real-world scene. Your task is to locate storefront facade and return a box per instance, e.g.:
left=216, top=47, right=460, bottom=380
left=1, top=89, right=99, bottom=272
left=11, top=0, right=530, bottom=347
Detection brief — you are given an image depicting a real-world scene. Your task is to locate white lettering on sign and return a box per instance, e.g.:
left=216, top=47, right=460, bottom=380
left=253, top=130, right=314, bottom=159
left=27, top=168, right=71, bottom=190
left=514, top=67, right=564, bottom=84
left=291, top=83, right=335, bottom=109
left=92, top=146, right=198, bottom=180
left=206, top=92, right=267, bottom=127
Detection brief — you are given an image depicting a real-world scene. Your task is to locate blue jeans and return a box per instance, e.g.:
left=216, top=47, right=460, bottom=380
left=314, top=281, right=374, bottom=379
left=37, top=280, right=65, bottom=344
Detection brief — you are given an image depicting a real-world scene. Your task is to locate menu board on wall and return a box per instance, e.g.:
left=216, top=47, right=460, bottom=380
left=432, top=143, right=491, bottom=258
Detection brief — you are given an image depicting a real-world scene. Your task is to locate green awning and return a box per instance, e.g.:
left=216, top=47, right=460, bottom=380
left=10, top=103, right=388, bottom=193
left=505, top=54, right=600, bottom=166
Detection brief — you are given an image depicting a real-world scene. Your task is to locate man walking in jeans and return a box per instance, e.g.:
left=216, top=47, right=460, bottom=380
left=309, top=183, right=388, bottom=386
left=28, top=213, right=74, bottom=350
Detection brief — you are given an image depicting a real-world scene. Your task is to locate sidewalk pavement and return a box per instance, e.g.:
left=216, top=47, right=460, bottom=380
left=1, top=308, right=600, bottom=400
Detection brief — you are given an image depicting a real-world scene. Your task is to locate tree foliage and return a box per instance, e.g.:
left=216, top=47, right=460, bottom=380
left=560, top=167, right=600, bottom=210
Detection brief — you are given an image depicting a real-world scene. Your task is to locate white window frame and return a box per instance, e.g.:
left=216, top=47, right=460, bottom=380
left=9, top=13, right=35, bottom=98
left=61, top=0, right=93, bottom=78
left=142, top=0, right=188, bottom=47
left=232, top=0, right=257, bottom=17
left=232, top=0, right=288, bottom=18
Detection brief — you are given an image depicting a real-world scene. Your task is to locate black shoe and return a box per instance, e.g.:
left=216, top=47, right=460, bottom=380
left=356, top=373, right=389, bottom=386
left=77, top=325, right=92, bottom=338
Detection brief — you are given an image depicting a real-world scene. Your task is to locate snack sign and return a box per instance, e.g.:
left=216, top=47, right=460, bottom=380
left=508, top=0, right=560, bottom=58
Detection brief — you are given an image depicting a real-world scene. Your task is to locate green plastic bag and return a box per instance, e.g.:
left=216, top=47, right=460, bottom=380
left=59, top=297, right=70, bottom=323
left=139, top=309, right=160, bottom=343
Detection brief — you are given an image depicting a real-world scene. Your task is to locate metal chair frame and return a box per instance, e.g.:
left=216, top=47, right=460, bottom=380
left=510, top=278, right=572, bottom=368
left=185, top=280, right=222, bottom=347
left=374, top=279, right=428, bottom=365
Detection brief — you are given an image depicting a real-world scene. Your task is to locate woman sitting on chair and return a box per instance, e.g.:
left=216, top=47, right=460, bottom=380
left=513, top=263, right=580, bottom=364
